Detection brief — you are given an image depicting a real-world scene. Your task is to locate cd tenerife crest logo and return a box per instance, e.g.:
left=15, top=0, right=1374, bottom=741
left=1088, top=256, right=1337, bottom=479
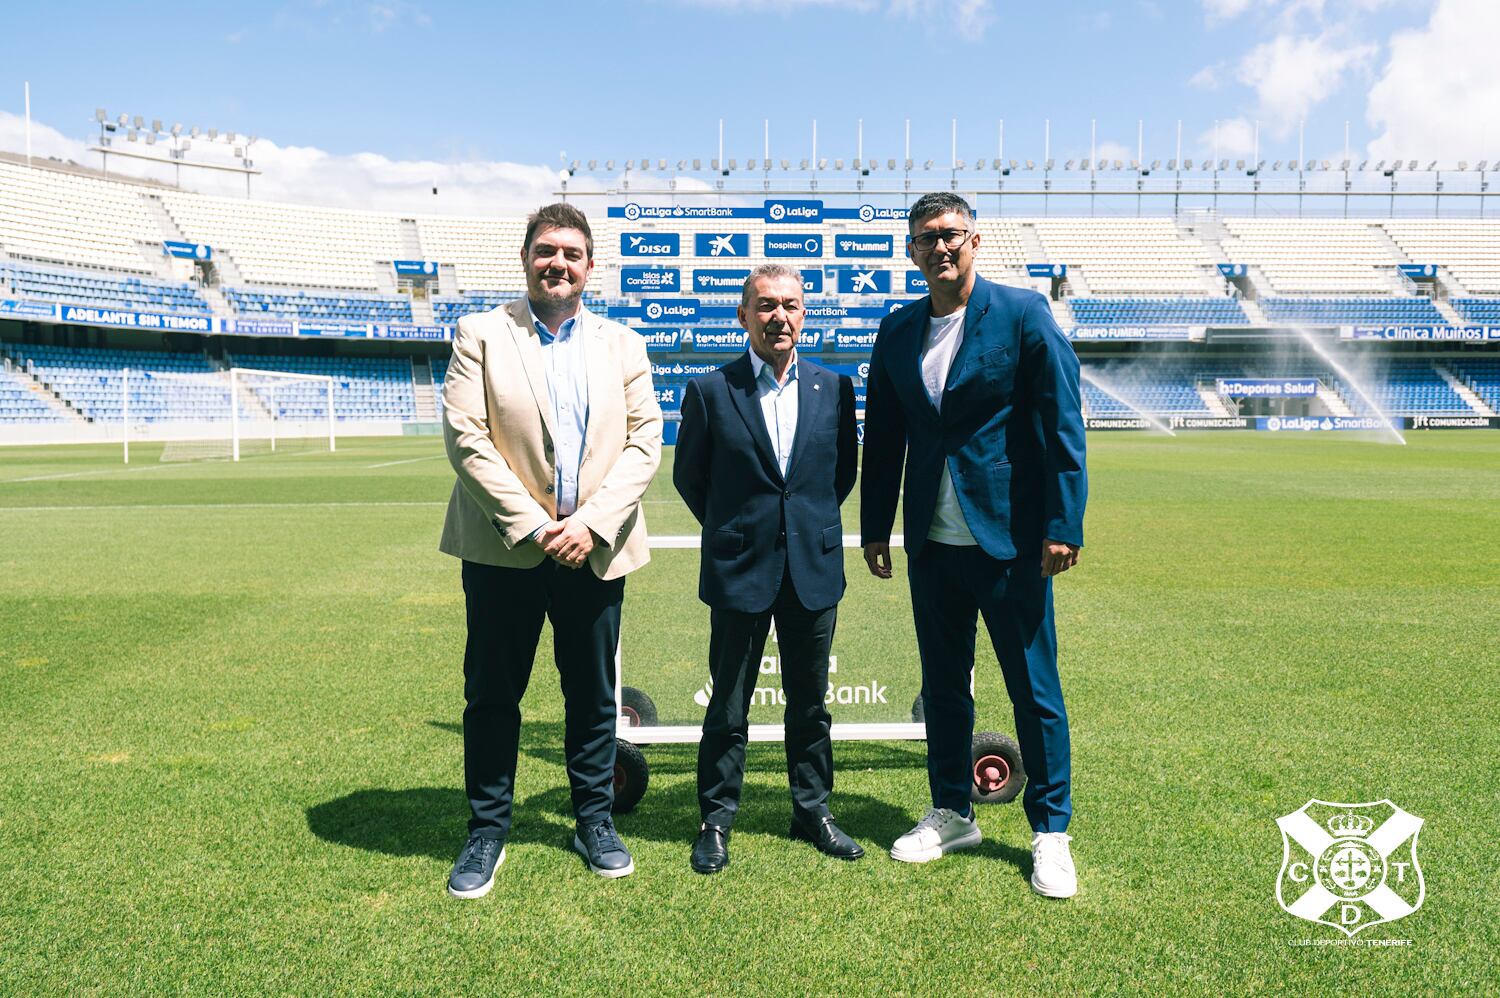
left=1276, top=799, right=1424, bottom=936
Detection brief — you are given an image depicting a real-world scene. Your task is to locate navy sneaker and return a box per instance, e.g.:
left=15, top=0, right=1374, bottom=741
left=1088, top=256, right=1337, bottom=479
left=572, top=819, right=635, bottom=878
left=447, top=834, right=505, bottom=899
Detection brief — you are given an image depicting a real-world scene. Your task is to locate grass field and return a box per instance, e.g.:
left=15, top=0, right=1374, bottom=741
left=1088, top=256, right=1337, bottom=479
left=1, top=432, right=1497, bottom=996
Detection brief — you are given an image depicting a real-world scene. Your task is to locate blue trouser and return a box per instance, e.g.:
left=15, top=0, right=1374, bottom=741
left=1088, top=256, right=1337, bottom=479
left=908, top=542, right=1071, bottom=833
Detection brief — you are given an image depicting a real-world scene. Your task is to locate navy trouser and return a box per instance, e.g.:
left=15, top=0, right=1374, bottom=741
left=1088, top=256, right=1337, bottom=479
left=908, top=542, right=1071, bottom=833
left=698, top=568, right=838, bottom=828
left=460, top=559, right=624, bottom=840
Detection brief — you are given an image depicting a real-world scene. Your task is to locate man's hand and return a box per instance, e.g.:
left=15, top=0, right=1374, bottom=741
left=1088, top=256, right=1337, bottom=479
left=540, top=518, right=596, bottom=568
left=864, top=542, right=893, bottom=580
left=1041, top=539, right=1080, bottom=578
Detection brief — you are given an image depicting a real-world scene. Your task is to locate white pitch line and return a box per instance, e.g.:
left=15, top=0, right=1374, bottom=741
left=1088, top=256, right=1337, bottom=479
left=365, top=454, right=446, bottom=469
left=3, top=462, right=193, bottom=484
left=0, top=501, right=448, bottom=513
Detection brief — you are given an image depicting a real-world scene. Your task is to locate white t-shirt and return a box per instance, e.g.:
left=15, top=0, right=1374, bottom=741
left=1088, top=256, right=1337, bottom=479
left=921, top=310, right=977, bottom=546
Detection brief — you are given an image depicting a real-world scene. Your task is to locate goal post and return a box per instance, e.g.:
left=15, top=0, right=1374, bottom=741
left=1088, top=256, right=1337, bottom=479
left=120, top=367, right=337, bottom=463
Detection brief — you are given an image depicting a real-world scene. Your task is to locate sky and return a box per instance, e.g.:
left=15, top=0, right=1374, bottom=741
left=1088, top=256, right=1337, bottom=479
left=3, top=0, right=1498, bottom=213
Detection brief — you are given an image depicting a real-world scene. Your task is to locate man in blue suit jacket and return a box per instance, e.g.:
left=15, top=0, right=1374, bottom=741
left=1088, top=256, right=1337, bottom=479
left=675, top=264, right=861, bottom=874
left=861, top=193, right=1088, bottom=898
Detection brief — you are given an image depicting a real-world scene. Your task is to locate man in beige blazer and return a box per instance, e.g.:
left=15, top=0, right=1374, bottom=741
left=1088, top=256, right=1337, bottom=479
left=439, top=202, right=662, bottom=898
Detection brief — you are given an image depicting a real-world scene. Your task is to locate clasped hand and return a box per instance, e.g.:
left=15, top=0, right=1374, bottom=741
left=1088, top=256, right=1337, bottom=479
left=538, top=518, right=595, bottom=568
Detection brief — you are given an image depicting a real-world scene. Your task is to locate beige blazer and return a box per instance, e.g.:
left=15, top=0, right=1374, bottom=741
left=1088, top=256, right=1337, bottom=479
left=439, top=298, right=663, bottom=580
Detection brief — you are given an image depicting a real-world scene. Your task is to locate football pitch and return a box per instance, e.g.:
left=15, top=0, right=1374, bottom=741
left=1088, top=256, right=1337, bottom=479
left=1, top=433, right=1496, bottom=996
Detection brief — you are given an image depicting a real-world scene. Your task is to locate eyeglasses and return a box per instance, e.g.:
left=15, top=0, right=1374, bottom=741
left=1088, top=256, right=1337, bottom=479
left=909, top=228, right=973, bottom=252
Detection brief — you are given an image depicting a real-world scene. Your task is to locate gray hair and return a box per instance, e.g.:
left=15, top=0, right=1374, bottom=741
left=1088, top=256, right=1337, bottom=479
left=908, top=192, right=974, bottom=234
left=740, top=264, right=806, bottom=307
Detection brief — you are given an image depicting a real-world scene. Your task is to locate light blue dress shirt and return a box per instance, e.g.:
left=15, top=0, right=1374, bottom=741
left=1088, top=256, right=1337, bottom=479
left=747, top=349, right=798, bottom=477
left=530, top=305, right=589, bottom=517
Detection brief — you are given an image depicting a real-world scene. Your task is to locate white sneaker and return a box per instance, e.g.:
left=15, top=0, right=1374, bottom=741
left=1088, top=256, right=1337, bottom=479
left=890, top=807, right=982, bottom=863
left=1030, top=831, right=1077, bottom=898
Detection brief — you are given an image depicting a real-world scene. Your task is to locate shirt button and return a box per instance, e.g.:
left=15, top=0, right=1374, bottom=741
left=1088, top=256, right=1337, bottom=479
left=545, top=485, right=555, bottom=494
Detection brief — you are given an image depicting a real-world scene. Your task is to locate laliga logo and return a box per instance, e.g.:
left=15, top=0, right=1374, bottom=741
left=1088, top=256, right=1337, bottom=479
left=644, top=302, right=664, bottom=320
left=858, top=204, right=875, bottom=222
left=623, top=203, right=641, bottom=221
left=195, top=244, right=209, bottom=260
left=857, top=362, right=871, bottom=379
left=1276, top=800, right=1424, bottom=936
left=1053, top=264, right=1063, bottom=277
left=768, top=203, right=786, bottom=221
left=1267, top=416, right=1282, bottom=431
left=424, top=261, right=435, bottom=275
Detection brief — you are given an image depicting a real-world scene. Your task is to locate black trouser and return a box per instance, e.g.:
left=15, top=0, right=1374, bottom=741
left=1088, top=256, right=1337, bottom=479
left=697, top=568, right=837, bottom=828
left=460, top=558, right=624, bottom=840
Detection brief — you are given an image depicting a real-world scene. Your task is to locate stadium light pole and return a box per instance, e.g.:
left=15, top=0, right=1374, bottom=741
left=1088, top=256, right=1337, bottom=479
left=23, top=81, right=32, bottom=167
left=1090, top=118, right=1097, bottom=215
left=1174, top=120, right=1182, bottom=216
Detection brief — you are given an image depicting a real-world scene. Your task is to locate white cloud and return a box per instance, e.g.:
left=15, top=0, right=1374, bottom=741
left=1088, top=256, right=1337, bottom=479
left=1189, top=62, right=1225, bottom=90
left=683, top=0, right=995, bottom=36
left=0, top=111, right=582, bottom=215
left=1093, top=140, right=1134, bottom=166
left=1196, top=117, right=1257, bottom=160
left=1366, top=0, right=1500, bottom=162
left=1203, top=0, right=1253, bottom=21
left=1236, top=32, right=1376, bottom=134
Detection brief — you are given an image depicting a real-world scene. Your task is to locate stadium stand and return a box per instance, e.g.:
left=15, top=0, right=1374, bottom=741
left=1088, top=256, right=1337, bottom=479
left=1450, top=358, right=1500, bottom=411
left=0, top=160, right=161, bottom=271
left=414, top=215, right=528, bottom=292
left=1, top=262, right=211, bottom=314
left=0, top=363, right=65, bottom=423
left=1381, top=220, right=1500, bottom=293
left=224, top=287, right=412, bottom=323
left=1221, top=218, right=1395, bottom=293
left=1031, top=217, right=1216, bottom=294
left=1259, top=296, right=1446, bottom=326
left=1069, top=296, right=1246, bottom=325
left=160, top=190, right=404, bottom=289
left=1332, top=360, right=1473, bottom=416
left=226, top=353, right=417, bottom=420
left=5, top=344, right=221, bottom=422
left=1450, top=298, right=1500, bottom=324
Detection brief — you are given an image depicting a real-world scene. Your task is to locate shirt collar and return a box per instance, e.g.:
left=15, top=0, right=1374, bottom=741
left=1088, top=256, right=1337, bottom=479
left=748, top=348, right=798, bottom=387
left=527, top=301, right=583, bottom=344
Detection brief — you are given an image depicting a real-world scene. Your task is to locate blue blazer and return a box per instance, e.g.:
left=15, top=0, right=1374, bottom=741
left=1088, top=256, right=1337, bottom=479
left=675, top=353, right=858, bottom=613
left=860, top=276, right=1087, bottom=562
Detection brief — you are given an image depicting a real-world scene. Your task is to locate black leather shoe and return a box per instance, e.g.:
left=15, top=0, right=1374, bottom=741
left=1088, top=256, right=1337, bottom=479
left=690, top=823, right=730, bottom=874
left=790, top=815, right=864, bottom=860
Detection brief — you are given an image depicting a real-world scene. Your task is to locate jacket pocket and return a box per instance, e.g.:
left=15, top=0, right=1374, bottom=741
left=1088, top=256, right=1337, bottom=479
left=821, top=524, right=842, bottom=552
left=712, top=528, right=745, bottom=556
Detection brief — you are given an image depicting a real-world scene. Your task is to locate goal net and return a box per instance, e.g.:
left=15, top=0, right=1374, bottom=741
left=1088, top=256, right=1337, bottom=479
left=122, top=367, right=336, bottom=462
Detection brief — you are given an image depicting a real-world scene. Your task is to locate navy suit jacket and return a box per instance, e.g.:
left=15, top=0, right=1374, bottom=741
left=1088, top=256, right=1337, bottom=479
left=859, top=276, right=1087, bottom=562
left=675, top=353, right=858, bottom=613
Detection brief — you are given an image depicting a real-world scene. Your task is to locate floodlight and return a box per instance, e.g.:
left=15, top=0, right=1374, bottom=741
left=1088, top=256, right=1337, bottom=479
left=888, top=159, right=898, bottom=170
left=1235, top=159, right=1244, bottom=170
left=190, top=126, right=200, bottom=138
left=1358, top=160, right=1368, bottom=170
left=170, top=123, right=182, bottom=136
left=1426, top=160, right=1437, bottom=170
left=180, top=140, right=191, bottom=152
left=975, top=158, right=986, bottom=170
left=151, top=119, right=162, bottom=132
left=207, top=128, right=218, bottom=140
left=1218, top=159, right=1228, bottom=170
left=1182, top=159, right=1193, bottom=169
left=117, top=113, right=128, bottom=126
left=605, top=160, right=615, bottom=170
left=1166, top=159, right=1176, bottom=170
left=1407, top=159, right=1417, bottom=170
left=728, top=158, right=738, bottom=170
left=744, top=158, right=754, bottom=169
left=954, top=160, right=965, bottom=170
left=247, top=135, right=257, bottom=146
left=1302, top=159, right=1312, bottom=170
left=923, top=159, right=934, bottom=169
left=95, top=108, right=106, bottom=123
left=781, top=159, right=790, bottom=169
left=1025, top=159, right=1035, bottom=170
left=1045, top=159, right=1055, bottom=170
left=1066, top=159, right=1076, bottom=170
left=1375, top=160, right=1386, bottom=170
left=657, top=159, right=667, bottom=170
left=146, top=133, right=157, bottom=145
left=570, top=160, right=580, bottom=171
left=1458, top=161, right=1468, bottom=171
left=817, top=158, right=827, bottom=170
left=233, top=146, right=243, bottom=157
left=127, top=128, right=138, bottom=141
left=867, top=159, right=878, bottom=171
left=1478, top=160, right=1489, bottom=171
left=903, top=158, right=913, bottom=170
left=834, top=159, right=844, bottom=170
left=1011, top=159, right=1020, bottom=170
left=676, top=160, right=686, bottom=170
left=693, top=159, right=701, bottom=170
left=1113, top=160, right=1123, bottom=169
left=1340, top=159, right=1350, bottom=170
left=1150, top=160, right=1160, bottom=170
left=589, top=159, right=598, bottom=170
left=132, top=115, right=143, bottom=128
left=1081, top=158, right=1091, bottom=170
left=623, top=160, right=634, bottom=169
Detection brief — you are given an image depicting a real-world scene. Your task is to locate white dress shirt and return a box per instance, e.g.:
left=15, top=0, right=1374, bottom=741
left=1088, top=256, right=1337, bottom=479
left=529, top=304, right=589, bottom=516
left=921, top=310, right=977, bottom=546
left=748, top=348, right=798, bottom=478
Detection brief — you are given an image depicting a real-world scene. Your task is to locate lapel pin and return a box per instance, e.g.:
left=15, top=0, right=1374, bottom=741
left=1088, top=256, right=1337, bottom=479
left=813, top=383, right=821, bottom=391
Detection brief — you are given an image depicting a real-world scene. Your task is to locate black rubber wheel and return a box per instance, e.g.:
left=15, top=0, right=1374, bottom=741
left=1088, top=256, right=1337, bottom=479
left=970, top=731, right=1024, bottom=805
left=911, top=692, right=925, bottom=724
left=612, top=739, right=649, bottom=814
left=619, top=686, right=658, bottom=727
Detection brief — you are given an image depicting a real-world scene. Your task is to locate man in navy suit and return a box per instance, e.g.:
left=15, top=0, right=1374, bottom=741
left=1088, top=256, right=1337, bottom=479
left=860, top=193, right=1088, bottom=898
left=675, top=264, right=861, bottom=874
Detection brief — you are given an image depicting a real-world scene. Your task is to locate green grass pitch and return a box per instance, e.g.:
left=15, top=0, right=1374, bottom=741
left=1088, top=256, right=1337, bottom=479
left=1, top=432, right=1496, bottom=995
